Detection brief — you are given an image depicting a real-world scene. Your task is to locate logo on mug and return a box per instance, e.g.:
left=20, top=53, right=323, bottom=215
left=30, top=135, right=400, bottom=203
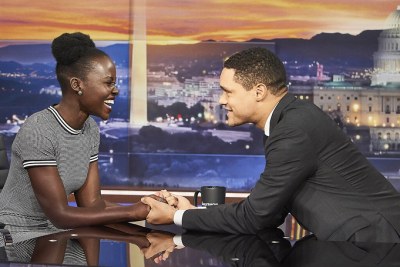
left=203, top=202, right=219, bottom=206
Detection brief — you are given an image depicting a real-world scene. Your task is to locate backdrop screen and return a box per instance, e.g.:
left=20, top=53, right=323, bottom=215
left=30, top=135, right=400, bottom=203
left=1, top=1, right=399, bottom=192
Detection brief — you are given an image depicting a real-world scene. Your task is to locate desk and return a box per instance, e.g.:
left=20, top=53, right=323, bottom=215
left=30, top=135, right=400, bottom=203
left=1, top=218, right=399, bottom=267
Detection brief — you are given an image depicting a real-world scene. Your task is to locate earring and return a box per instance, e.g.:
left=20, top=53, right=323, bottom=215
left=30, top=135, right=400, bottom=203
left=78, top=90, right=83, bottom=96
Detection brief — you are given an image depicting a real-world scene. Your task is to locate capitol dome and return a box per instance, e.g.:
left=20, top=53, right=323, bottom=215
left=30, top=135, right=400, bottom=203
left=384, top=6, right=400, bottom=29
left=371, top=6, right=400, bottom=86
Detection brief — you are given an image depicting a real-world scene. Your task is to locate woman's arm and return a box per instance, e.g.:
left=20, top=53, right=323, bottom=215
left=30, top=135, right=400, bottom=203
left=30, top=224, right=154, bottom=265
left=74, top=161, right=114, bottom=208
left=28, top=162, right=149, bottom=229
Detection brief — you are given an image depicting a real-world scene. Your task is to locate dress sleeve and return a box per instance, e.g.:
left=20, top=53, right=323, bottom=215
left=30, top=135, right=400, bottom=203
left=88, top=118, right=100, bottom=163
left=15, top=119, right=57, bottom=169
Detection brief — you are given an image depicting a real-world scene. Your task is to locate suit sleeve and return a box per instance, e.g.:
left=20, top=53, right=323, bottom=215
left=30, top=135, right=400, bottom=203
left=182, top=125, right=317, bottom=234
left=181, top=232, right=287, bottom=267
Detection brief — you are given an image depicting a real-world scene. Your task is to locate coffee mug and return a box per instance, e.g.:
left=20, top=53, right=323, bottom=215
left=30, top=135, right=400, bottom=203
left=194, top=186, right=226, bottom=207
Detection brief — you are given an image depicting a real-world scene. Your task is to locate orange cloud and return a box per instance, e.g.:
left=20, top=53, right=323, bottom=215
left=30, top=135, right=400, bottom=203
left=0, top=0, right=130, bottom=40
left=0, top=0, right=398, bottom=44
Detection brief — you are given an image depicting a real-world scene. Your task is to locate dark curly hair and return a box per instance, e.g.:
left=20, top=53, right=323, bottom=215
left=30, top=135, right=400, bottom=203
left=223, top=47, right=287, bottom=95
left=51, top=32, right=109, bottom=88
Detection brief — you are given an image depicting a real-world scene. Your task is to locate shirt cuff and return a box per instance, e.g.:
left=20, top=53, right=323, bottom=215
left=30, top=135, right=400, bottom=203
left=173, top=235, right=185, bottom=248
left=173, top=210, right=186, bottom=226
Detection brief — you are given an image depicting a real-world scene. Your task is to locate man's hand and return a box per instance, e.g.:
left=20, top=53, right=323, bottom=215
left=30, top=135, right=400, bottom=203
left=141, top=196, right=176, bottom=224
left=157, top=190, right=196, bottom=210
left=142, top=231, right=177, bottom=263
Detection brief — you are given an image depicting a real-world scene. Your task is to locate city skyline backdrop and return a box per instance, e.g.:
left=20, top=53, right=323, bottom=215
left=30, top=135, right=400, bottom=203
left=1, top=1, right=400, bottom=190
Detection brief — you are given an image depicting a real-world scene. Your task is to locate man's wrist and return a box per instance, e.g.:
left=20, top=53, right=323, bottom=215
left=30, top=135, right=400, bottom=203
left=172, top=235, right=185, bottom=248
left=173, top=210, right=186, bottom=226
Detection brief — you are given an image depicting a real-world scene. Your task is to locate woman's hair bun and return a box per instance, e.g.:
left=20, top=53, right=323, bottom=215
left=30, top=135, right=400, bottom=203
left=51, top=32, right=96, bottom=65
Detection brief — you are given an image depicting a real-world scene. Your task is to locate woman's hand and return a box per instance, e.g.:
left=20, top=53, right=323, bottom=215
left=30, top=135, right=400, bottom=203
left=129, top=202, right=151, bottom=221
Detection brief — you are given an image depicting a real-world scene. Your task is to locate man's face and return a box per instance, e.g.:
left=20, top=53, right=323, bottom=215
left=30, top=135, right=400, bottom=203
left=219, top=68, right=256, bottom=127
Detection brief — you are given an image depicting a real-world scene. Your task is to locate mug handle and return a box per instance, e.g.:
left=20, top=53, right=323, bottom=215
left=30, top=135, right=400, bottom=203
left=194, top=190, right=201, bottom=207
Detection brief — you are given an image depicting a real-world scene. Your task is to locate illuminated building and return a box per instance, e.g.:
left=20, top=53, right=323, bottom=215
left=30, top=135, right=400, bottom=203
left=371, top=6, right=400, bottom=86
left=312, top=6, right=400, bottom=153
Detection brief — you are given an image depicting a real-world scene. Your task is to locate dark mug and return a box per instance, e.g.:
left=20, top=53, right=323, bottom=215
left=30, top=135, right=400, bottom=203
left=194, top=186, right=226, bottom=207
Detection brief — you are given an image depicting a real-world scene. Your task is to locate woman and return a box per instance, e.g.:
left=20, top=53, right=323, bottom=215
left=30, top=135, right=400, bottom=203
left=0, top=32, right=149, bottom=229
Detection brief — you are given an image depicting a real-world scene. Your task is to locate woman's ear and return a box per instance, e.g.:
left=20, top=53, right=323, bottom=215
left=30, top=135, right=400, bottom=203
left=70, top=77, right=82, bottom=93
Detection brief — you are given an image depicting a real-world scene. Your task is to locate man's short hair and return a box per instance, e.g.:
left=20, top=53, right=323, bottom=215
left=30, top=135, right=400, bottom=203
left=223, top=47, right=287, bottom=94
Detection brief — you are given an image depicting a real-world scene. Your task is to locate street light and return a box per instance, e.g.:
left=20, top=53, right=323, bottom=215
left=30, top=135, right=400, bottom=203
left=384, top=144, right=389, bottom=150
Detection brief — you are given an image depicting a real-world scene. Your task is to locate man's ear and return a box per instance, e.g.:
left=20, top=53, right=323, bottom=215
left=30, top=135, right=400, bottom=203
left=254, top=83, right=268, bottom=102
left=69, top=77, right=82, bottom=93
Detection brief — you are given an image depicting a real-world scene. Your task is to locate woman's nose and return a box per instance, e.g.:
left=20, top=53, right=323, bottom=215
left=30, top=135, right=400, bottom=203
left=112, top=87, right=119, bottom=96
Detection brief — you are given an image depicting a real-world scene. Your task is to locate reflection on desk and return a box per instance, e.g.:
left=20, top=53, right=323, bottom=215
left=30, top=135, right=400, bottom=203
left=1, top=222, right=400, bottom=267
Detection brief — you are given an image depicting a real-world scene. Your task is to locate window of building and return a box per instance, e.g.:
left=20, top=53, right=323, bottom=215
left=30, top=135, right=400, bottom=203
left=320, top=96, right=323, bottom=100
left=369, top=106, right=372, bottom=112
left=386, top=105, right=391, bottom=114
left=355, top=97, right=358, bottom=100
left=347, top=105, right=350, bottom=111
left=347, top=97, right=350, bottom=100
left=387, top=117, right=390, bottom=123
left=397, top=106, right=400, bottom=114
left=369, top=97, right=372, bottom=101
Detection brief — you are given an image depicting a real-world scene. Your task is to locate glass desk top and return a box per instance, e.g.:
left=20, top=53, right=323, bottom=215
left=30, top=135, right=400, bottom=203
left=1, top=218, right=400, bottom=267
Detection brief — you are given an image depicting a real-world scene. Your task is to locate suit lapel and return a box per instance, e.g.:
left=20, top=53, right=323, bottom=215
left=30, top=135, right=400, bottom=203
left=262, top=135, right=268, bottom=145
left=263, top=93, right=297, bottom=154
left=269, top=93, right=297, bottom=134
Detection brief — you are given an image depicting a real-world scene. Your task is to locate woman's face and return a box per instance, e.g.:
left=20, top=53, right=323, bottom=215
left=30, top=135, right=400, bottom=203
left=79, top=55, right=118, bottom=120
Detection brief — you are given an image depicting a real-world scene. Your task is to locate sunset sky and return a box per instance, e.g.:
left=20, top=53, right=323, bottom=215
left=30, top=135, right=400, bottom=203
left=0, top=0, right=399, bottom=45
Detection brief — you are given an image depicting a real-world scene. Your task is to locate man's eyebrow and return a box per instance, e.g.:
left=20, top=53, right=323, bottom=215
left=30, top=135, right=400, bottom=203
left=220, top=85, right=229, bottom=91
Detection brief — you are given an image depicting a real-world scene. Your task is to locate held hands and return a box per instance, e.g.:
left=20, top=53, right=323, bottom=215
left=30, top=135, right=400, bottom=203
left=141, top=190, right=196, bottom=225
left=130, top=194, right=171, bottom=221
left=158, top=190, right=196, bottom=210
left=141, top=230, right=179, bottom=263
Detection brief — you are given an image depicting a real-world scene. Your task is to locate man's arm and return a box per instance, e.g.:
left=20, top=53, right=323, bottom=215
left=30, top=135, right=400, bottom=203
left=180, top=125, right=317, bottom=233
left=180, top=230, right=290, bottom=267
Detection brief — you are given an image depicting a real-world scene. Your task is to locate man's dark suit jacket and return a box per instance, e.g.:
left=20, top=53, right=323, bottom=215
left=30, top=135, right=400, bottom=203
left=181, top=230, right=400, bottom=267
left=181, top=228, right=291, bottom=267
left=285, top=235, right=400, bottom=267
left=182, top=93, right=400, bottom=242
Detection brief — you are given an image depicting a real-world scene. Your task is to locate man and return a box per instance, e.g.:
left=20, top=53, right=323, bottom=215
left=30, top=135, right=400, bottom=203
left=142, top=47, right=400, bottom=242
